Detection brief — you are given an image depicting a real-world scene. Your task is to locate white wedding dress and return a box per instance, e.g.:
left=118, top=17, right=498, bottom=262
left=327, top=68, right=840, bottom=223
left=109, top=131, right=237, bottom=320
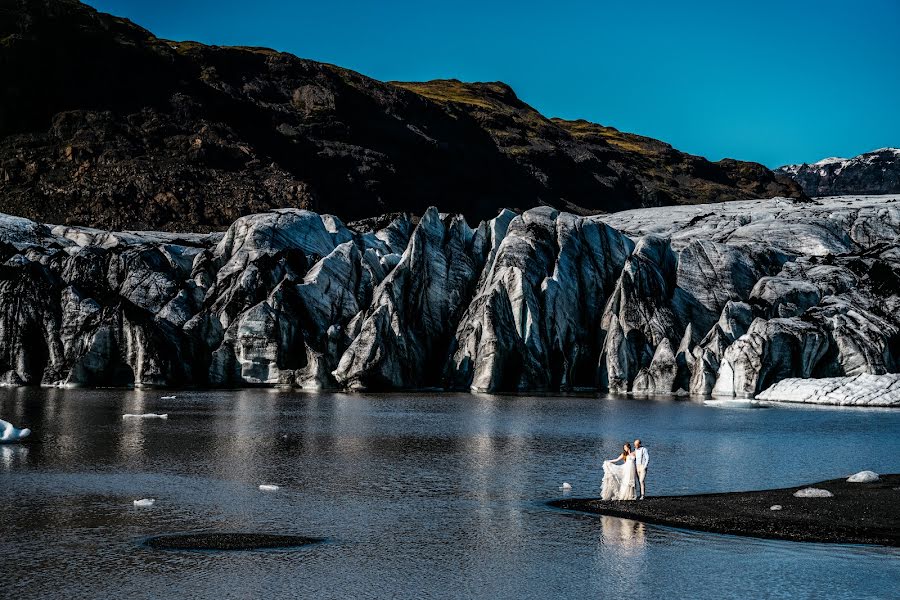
left=601, top=454, right=638, bottom=500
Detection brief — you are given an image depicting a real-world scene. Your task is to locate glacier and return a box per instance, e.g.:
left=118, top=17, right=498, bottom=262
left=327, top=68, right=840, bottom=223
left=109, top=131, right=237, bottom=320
left=0, top=195, right=898, bottom=405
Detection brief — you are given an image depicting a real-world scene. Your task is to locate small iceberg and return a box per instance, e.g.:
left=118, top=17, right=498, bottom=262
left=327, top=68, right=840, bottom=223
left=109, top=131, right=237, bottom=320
left=847, top=470, right=879, bottom=483
left=703, top=399, right=767, bottom=409
left=770, top=505, right=783, bottom=511
left=133, top=498, right=155, bottom=507
left=559, top=482, right=572, bottom=490
left=122, top=413, right=168, bottom=419
left=160, top=395, right=176, bottom=400
left=259, top=484, right=280, bottom=492
left=793, top=487, right=833, bottom=498
left=0, top=419, right=31, bottom=442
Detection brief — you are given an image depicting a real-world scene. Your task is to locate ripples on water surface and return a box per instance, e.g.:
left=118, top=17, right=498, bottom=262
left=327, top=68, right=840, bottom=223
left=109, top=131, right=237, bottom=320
left=1, top=389, right=898, bottom=599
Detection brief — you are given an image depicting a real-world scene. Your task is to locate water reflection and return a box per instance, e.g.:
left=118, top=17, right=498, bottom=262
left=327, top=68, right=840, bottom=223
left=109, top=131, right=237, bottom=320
left=211, top=389, right=282, bottom=486
left=588, top=516, right=648, bottom=595
left=118, top=389, right=149, bottom=461
left=466, top=393, right=499, bottom=503
left=0, top=386, right=30, bottom=424
left=1, top=444, right=28, bottom=470
left=600, top=515, right=647, bottom=551
left=329, top=392, right=376, bottom=460
left=0, top=390, right=898, bottom=600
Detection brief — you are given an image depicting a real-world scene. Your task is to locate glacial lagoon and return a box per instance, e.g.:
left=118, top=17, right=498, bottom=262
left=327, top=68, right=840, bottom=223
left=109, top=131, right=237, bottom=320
left=1, top=388, right=898, bottom=599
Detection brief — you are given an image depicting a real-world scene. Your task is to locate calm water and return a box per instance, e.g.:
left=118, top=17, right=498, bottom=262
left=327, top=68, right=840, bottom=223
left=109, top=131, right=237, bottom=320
left=1, top=389, right=898, bottom=599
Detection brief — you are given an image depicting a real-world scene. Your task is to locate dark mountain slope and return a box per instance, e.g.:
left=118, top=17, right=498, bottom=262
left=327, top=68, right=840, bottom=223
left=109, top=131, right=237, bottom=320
left=395, top=80, right=799, bottom=209
left=0, top=0, right=803, bottom=231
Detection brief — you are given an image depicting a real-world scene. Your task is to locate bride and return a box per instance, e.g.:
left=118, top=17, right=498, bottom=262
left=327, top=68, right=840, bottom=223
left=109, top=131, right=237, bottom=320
left=601, top=442, right=639, bottom=500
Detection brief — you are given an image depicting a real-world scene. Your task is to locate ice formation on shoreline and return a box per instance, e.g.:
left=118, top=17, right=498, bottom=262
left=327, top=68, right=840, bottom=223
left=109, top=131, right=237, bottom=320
left=756, top=374, right=900, bottom=407
left=0, top=195, right=898, bottom=403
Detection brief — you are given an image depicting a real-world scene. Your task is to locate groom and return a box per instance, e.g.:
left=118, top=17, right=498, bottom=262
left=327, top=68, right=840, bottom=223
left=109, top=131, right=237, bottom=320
left=634, top=439, right=649, bottom=499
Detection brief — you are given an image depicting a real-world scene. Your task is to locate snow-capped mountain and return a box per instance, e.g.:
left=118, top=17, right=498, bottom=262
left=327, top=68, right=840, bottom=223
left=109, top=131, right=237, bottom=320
left=777, top=148, right=900, bottom=196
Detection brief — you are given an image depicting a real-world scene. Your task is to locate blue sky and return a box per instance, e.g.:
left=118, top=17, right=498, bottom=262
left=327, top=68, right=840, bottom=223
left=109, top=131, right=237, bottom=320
left=87, top=0, right=900, bottom=167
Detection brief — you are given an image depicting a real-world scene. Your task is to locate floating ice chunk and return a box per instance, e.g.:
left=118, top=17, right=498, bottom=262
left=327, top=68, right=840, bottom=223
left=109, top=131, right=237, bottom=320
left=122, top=413, right=168, bottom=419
left=770, top=505, right=783, bottom=511
left=793, top=487, right=833, bottom=498
left=703, top=399, right=766, bottom=409
left=560, top=482, right=572, bottom=490
left=847, top=470, right=879, bottom=483
left=0, top=419, right=31, bottom=442
left=133, top=498, right=155, bottom=507
left=259, top=484, right=280, bottom=492
left=160, top=395, right=176, bottom=400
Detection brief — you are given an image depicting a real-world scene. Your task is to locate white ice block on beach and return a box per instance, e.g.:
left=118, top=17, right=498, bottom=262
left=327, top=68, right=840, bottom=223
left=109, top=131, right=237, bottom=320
left=793, top=487, right=833, bottom=498
left=258, top=484, right=280, bottom=492
left=122, top=413, right=168, bottom=419
left=133, top=498, right=155, bottom=507
left=160, top=395, right=176, bottom=400
left=847, top=470, right=879, bottom=483
left=0, top=419, right=31, bottom=442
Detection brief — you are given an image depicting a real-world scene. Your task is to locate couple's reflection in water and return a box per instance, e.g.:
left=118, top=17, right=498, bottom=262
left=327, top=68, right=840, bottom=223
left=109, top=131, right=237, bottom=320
left=600, top=515, right=647, bottom=550
left=593, top=515, right=648, bottom=591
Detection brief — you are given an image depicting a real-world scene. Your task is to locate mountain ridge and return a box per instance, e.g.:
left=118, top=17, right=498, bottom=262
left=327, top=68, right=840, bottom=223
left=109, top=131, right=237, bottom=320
left=777, top=148, right=900, bottom=197
left=0, top=0, right=803, bottom=232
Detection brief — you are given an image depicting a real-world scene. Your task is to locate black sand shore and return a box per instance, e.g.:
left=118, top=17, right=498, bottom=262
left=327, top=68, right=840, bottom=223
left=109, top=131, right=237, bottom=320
left=550, top=474, right=900, bottom=546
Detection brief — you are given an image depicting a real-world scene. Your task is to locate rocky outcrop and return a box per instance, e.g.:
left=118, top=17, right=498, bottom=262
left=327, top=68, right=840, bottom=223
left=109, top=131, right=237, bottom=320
left=0, top=195, right=898, bottom=399
left=777, top=149, right=900, bottom=197
left=0, top=0, right=802, bottom=232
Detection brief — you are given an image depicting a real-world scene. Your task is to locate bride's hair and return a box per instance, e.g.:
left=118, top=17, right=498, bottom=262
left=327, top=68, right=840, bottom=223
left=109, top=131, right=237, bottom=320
left=623, top=442, right=632, bottom=454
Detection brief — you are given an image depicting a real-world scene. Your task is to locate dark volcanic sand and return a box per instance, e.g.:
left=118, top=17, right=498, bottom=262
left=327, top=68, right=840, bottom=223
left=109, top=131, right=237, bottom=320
left=550, top=474, right=900, bottom=546
left=144, top=533, right=324, bottom=551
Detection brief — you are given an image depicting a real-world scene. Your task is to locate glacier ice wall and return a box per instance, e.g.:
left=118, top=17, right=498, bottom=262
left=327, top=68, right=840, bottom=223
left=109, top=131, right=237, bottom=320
left=1, top=196, right=898, bottom=396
